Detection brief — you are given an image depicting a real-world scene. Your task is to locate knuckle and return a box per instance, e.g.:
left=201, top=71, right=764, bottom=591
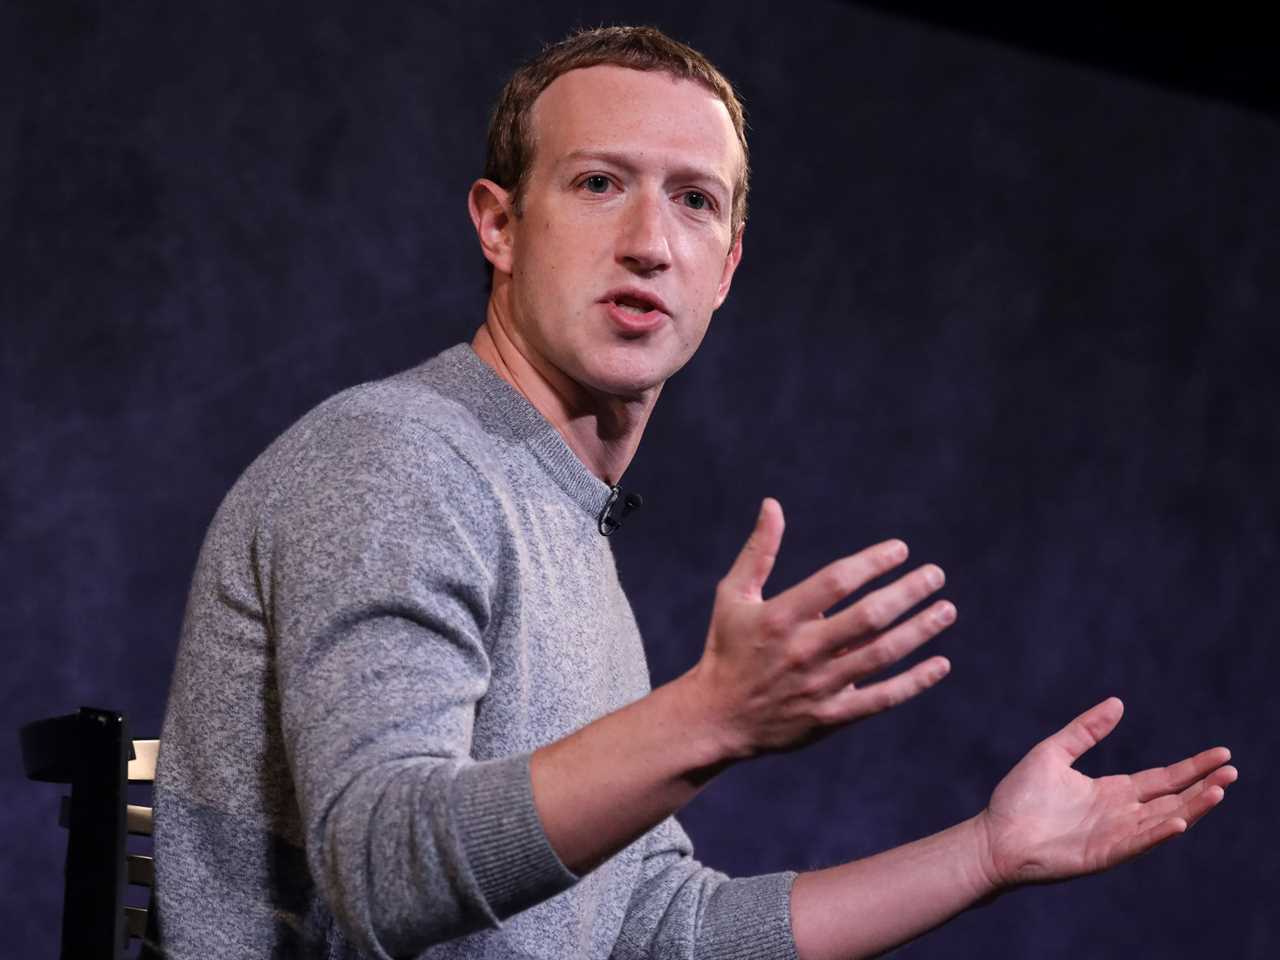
left=908, top=614, right=937, bottom=644
left=857, top=688, right=891, bottom=716
left=819, top=566, right=851, bottom=599
left=810, top=698, right=843, bottom=726
left=857, top=599, right=890, bottom=631
left=862, top=640, right=897, bottom=672
left=844, top=604, right=871, bottom=634
left=780, top=645, right=810, bottom=673
left=798, top=672, right=828, bottom=700
left=759, top=605, right=790, bottom=638
left=873, top=684, right=907, bottom=712
left=872, top=540, right=905, bottom=569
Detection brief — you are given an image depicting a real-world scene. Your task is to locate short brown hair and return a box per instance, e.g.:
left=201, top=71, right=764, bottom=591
left=484, top=25, right=750, bottom=239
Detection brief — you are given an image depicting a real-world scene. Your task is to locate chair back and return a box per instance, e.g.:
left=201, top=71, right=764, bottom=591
left=19, top=707, right=158, bottom=959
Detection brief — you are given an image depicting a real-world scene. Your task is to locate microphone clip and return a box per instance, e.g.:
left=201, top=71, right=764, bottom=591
left=597, top=484, right=644, bottom=536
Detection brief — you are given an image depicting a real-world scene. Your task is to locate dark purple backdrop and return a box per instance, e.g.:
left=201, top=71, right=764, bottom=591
left=4, top=1, right=1276, bottom=956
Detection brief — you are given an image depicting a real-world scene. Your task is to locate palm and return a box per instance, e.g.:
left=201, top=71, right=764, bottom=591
left=979, top=698, right=1234, bottom=888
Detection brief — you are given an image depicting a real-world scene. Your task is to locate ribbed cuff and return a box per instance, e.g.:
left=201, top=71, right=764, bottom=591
left=451, top=752, right=578, bottom=922
left=698, top=871, right=800, bottom=960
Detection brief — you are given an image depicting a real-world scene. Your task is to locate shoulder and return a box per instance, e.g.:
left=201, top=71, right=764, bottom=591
left=278, top=357, right=503, bottom=483
left=315, top=372, right=495, bottom=476
left=231, top=352, right=521, bottom=545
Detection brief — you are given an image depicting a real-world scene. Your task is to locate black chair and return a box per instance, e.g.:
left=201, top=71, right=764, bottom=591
left=19, top=707, right=159, bottom=959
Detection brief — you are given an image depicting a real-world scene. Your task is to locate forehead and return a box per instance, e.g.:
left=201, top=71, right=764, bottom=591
left=527, top=64, right=742, bottom=182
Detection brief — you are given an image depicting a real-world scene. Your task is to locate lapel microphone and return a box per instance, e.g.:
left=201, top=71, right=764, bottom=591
left=597, top=484, right=644, bottom=536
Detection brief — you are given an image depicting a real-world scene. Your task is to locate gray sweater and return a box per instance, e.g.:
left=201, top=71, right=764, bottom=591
left=153, top=344, right=799, bottom=959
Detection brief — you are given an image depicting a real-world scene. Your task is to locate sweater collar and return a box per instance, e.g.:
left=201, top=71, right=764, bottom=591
left=427, top=344, right=615, bottom=522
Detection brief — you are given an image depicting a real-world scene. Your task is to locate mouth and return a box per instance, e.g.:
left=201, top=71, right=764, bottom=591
left=601, top=288, right=670, bottom=317
left=600, top=288, right=670, bottom=335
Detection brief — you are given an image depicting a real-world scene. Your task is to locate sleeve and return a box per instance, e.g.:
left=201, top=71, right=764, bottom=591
left=611, top=817, right=799, bottom=960
left=261, top=411, right=577, bottom=958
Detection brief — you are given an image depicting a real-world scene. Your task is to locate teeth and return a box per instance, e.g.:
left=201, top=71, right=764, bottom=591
left=618, top=302, right=647, bottom=314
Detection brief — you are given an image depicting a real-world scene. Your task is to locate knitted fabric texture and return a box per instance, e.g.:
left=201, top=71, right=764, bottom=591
left=153, top=344, right=798, bottom=959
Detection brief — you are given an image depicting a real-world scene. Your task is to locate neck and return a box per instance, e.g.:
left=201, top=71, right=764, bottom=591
left=472, top=290, right=659, bottom=486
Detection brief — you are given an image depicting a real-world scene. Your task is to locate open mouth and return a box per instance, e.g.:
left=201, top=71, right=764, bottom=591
left=602, top=288, right=669, bottom=317
left=613, top=295, right=656, bottom=315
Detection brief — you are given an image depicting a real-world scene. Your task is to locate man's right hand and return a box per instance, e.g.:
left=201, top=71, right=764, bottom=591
left=687, top=498, right=956, bottom=760
left=531, top=497, right=955, bottom=875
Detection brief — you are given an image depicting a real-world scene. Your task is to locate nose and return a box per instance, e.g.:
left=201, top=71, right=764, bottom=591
left=616, top=189, right=671, bottom=275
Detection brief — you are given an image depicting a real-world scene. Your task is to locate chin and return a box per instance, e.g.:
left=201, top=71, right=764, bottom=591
left=577, top=352, right=679, bottom=400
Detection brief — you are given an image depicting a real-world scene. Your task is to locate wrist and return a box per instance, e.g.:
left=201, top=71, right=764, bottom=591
left=968, top=810, right=1011, bottom=898
left=666, top=667, right=749, bottom=774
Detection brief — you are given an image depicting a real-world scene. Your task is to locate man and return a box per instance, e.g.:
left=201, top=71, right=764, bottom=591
left=153, top=25, right=1235, bottom=959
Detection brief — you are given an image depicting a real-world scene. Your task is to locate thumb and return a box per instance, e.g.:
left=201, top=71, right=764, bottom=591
left=1046, top=696, right=1124, bottom=765
left=722, top=498, right=785, bottom=599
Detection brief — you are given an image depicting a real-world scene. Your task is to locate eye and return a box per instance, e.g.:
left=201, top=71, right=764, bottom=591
left=583, top=175, right=611, bottom=194
left=682, top=191, right=712, bottom=211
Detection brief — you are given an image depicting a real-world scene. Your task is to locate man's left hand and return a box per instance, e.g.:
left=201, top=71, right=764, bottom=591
left=976, top=697, right=1236, bottom=890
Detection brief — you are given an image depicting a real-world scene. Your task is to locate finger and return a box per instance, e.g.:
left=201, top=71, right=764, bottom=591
left=1207, top=763, right=1239, bottom=790
left=1042, top=697, right=1124, bottom=765
left=1175, top=769, right=1234, bottom=829
left=1183, top=780, right=1230, bottom=828
left=721, top=498, right=785, bottom=599
left=1110, top=815, right=1187, bottom=867
left=822, top=655, right=951, bottom=722
left=1138, top=769, right=1233, bottom=828
left=827, top=599, right=957, bottom=684
left=1136, top=792, right=1184, bottom=827
left=768, top=538, right=910, bottom=623
left=1131, top=747, right=1232, bottom=802
left=1140, top=782, right=1227, bottom=833
left=817, top=564, right=948, bottom=656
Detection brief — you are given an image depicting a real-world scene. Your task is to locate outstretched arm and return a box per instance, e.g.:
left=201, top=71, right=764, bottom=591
left=790, top=697, right=1236, bottom=960
left=531, top=497, right=955, bottom=875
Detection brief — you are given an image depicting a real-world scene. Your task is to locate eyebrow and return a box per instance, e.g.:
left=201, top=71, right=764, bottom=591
left=559, top=149, right=732, bottom=203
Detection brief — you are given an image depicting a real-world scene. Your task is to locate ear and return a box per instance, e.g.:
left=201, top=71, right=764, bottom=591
left=468, top=178, right=516, bottom=276
left=712, top=226, right=745, bottom=310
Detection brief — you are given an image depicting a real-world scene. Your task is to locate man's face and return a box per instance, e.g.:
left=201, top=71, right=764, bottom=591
left=498, top=64, right=744, bottom=400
